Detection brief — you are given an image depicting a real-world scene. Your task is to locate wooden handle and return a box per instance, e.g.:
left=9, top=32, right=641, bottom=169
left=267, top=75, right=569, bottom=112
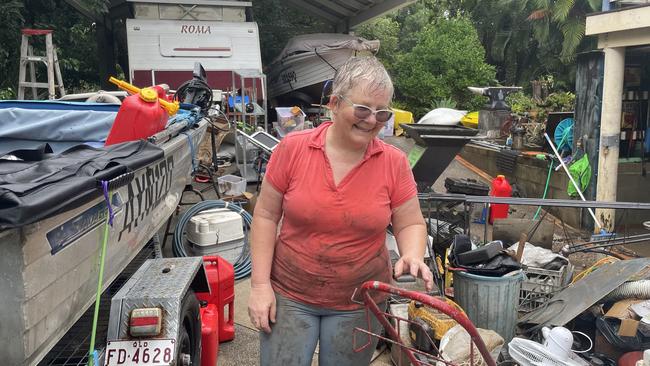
left=516, top=232, right=527, bottom=262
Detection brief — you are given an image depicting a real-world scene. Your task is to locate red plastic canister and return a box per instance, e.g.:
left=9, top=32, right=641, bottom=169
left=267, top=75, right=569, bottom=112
left=196, top=256, right=235, bottom=343
left=200, top=304, right=219, bottom=366
left=104, top=87, right=168, bottom=146
left=489, top=175, right=512, bottom=224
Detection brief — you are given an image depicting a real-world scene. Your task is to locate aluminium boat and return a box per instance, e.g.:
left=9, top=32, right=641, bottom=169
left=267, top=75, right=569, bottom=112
left=0, top=99, right=207, bottom=365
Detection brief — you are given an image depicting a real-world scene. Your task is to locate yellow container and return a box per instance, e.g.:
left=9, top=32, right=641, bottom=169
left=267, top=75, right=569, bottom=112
left=460, top=111, right=479, bottom=129
left=407, top=297, right=465, bottom=341
left=392, top=108, right=414, bottom=136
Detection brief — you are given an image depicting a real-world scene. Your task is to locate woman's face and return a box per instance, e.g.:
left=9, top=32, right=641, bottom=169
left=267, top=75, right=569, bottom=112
left=332, top=81, right=392, bottom=148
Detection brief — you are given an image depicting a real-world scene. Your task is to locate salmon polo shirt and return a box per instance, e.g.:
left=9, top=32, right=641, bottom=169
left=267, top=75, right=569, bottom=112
left=264, top=122, right=418, bottom=310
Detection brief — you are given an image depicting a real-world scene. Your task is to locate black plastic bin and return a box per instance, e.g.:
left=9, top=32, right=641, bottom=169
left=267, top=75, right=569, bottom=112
left=401, top=124, right=478, bottom=192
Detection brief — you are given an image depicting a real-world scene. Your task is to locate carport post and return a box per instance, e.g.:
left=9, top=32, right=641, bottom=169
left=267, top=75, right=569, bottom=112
left=596, top=46, right=625, bottom=232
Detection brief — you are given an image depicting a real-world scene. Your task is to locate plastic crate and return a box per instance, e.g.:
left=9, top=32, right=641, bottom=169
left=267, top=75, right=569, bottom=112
left=519, top=264, right=573, bottom=313
left=274, top=107, right=305, bottom=137
left=217, top=174, right=246, bottom=196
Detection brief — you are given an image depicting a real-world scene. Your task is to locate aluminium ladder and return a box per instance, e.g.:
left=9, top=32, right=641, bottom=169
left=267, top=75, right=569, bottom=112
left=18, top=29, right=65, bottom=100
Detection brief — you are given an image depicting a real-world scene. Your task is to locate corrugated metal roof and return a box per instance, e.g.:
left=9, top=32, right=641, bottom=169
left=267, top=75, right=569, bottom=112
left=284, top=0, right=416, bottom=30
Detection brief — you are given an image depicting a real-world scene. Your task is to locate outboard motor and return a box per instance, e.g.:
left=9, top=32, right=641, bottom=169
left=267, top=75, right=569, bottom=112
left=174, top=62, right=213, bottom=112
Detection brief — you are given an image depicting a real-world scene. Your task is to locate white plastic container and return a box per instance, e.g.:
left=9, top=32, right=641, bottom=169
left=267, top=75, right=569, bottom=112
left=541, top=326, right=572, bottom=361
left=274, top=107, right=305, bottom=137
left=186, top=208, right=245, bottom=263
left=217, top=174, right=246, bottom=196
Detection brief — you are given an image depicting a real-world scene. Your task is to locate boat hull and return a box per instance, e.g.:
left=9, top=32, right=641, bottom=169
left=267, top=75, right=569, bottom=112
left=267, top=48, right=359, bottom=101
left=0, top=120, right=207, bottom=366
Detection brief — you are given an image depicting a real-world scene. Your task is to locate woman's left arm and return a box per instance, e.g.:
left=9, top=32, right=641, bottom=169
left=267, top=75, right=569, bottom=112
left=392, top=196, right=434, bottom=291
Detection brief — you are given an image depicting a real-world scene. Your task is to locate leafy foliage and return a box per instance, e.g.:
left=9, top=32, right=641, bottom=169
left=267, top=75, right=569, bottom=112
left=506, top=90, right=576, bottom=124
left=528, top=0, right=599, bottom=63
left=544, top=91, right=576, bottom=111
left=507, top=92, right=539, bottom=116
left=391, top=17, right=496, bottom=116
left=0, top=0, right=25, bottom=96
left=355, top=17, right=400, bottom=69
left=431, top=97, right=458, bottom=110
left=0, top=0, right=104, bottom=96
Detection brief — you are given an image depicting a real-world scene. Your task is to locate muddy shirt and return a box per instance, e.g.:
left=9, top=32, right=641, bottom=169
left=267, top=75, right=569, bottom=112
left=265, top=122, right=417, bottom=310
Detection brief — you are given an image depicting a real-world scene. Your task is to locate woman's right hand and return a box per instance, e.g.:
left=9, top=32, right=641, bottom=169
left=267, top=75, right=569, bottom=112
left=247, top=283, right=276, bottom=333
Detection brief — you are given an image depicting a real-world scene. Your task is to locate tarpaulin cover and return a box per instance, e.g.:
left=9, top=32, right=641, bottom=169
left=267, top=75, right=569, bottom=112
left=0, top=140, right=163, bottom=229
left=271, top=33, right=380, bottom=64
left=0, top=100, right=118, bottom=157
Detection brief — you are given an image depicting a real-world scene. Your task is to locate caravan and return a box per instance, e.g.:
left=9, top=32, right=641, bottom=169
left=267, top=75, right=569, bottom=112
left=125, top=0, right=262, bottom=91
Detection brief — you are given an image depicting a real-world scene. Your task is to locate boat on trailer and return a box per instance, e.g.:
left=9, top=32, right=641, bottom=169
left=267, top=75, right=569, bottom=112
left=266, top=33, right=379, bottom=106
left=0, top=99, right=207, bottom=365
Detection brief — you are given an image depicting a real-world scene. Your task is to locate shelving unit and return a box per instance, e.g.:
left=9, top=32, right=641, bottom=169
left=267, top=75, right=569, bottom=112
left=620, top=89, right=649, bottom=159
left=226, top=69, right=267, bottom=182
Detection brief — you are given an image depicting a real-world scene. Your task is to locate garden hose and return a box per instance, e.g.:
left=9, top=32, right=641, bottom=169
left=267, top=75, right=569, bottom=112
left=533, top=160, right=553, bottom=220
left=173, top=200, right=252, bottom=280
left=572, top=257, right=619, bottom=284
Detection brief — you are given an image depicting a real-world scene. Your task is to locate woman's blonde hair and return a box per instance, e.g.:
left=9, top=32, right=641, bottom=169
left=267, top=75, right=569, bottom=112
left=331, top=56, right=393, bottom=102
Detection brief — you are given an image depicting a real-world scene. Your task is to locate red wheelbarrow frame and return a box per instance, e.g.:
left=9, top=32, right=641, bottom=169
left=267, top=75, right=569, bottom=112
left=353, top=281, right=496, bottom=366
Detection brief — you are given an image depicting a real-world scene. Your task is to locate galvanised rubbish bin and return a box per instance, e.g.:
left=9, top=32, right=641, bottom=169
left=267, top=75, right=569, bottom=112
left=453, top=270, right=524, bottom=343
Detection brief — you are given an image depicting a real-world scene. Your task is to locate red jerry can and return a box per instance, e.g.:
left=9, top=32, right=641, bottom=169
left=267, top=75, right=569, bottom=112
left=104, top=87, right=168, bottom=146
left=200, top=304, right=219, bottom=366
left=197, top=256, right=235, bottom=342
left=489, top=175, right=512, bottom=224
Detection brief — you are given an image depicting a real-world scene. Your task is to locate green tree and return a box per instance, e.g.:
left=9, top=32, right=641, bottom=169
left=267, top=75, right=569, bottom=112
left=355, top=17, right=400, bottom=69
left=0, top=0, right=25, bottom=97
left=393, top=17, right=496, bottom=116
left=0, top=0, right=105, bottom=98
left=528, top=0, right=601, bottom=62
left=455, top=0, right=599, bottom=89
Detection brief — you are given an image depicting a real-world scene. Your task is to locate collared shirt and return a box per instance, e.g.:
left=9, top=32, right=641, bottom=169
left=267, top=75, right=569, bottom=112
left=265, top=122, right=417, bottom=310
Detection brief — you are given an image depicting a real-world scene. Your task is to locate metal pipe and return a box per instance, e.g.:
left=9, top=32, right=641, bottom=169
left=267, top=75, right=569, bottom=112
left=544, top=132, right=602, bottom=229
left=149, top=120, right=190, bottom=145
left=418, top=193, right=650, bottom=210
left=567, top=234, right=650, bottom=252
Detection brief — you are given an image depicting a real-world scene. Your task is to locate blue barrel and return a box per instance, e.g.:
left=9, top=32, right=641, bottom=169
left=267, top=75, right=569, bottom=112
left=453, top=270, right=524, bottom=343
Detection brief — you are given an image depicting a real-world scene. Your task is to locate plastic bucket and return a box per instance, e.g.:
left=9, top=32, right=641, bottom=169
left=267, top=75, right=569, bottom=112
left=453, top=270, right=524, bottom=343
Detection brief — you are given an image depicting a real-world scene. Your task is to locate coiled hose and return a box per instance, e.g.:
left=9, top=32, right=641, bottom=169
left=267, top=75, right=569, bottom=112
left=602, top=280, right=650, bottom=303
left=173, top=200, right=252, bottom=280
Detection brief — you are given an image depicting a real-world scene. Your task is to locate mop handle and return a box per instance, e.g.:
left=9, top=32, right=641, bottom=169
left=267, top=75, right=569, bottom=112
left=544, top=133, right=602, bottom=230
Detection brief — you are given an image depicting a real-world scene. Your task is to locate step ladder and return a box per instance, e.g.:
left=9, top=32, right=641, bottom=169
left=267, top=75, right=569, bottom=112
left=18, top=29, right=65, bottom=100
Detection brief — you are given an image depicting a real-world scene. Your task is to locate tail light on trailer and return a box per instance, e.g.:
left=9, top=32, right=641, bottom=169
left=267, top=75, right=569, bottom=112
left=129, top=308, right=162, bottom=337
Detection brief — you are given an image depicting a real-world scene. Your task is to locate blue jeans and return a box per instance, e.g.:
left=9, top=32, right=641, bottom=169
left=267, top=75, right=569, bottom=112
left=260, top=293, right=385, bottom=366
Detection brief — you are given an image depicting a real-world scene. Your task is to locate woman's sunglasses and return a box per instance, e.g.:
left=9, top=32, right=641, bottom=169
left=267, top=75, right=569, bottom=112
left=338, top=95, right=394, bottom=123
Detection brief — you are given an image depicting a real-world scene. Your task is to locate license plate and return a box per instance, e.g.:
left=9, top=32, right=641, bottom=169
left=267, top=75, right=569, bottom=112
left=104, top=339, right=175, bottom=366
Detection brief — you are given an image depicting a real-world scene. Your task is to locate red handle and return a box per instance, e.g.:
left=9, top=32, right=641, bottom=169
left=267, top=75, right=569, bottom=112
left=359, top=281, right=496, bottom=366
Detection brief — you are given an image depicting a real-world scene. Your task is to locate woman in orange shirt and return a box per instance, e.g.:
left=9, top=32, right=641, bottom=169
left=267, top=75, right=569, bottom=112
left=248, top=56, right=432, bottom=366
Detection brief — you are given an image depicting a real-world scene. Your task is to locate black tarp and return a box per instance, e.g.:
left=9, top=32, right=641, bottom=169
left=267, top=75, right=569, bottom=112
left=0, top=140, right=163, bottom=229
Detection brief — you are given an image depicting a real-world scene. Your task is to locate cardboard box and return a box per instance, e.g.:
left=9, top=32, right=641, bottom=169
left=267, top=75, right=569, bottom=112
left=605, top=299, right=644, bottom=337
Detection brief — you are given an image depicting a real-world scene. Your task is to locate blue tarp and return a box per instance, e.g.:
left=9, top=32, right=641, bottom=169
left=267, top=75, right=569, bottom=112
left=0, top=100, right=119, bottom=157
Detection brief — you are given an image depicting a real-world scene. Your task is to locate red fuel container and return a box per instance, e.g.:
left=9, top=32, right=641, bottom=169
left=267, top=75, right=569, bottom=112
left=200, top=304, right=219, bottom=366
left=197, top=256, right=235, bottom=343
left=105, top=87, right=168, bottom=146
left=489, top=175, right=512, bottom=224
